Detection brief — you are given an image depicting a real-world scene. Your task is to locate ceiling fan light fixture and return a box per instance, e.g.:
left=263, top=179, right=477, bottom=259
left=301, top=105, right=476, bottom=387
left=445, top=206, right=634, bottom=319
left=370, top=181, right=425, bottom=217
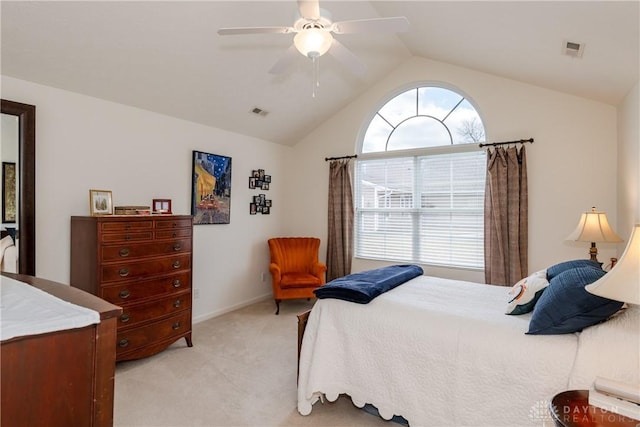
left=294, top=28, right=333, bottom=58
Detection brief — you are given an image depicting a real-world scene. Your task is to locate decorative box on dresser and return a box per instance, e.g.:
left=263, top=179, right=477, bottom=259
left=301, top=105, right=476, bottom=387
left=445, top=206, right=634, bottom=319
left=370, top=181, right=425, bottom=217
left=70, top=215, right=193, bottom=362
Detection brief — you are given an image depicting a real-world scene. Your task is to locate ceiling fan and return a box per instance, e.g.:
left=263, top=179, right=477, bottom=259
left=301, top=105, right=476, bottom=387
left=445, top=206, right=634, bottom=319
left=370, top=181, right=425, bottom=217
left=217, top=0, right=409, bottom=94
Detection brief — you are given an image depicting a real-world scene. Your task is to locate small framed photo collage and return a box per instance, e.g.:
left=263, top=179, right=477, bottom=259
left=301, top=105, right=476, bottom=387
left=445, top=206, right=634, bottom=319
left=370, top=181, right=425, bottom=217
left=248, top=169, right=270, bottom=190
left=249, top=169, right=271, bottom=215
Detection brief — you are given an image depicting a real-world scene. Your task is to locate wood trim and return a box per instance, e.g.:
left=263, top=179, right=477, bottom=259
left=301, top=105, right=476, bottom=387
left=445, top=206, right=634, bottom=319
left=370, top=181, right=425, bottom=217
left=297, top=309, right=311, bottom=381
left=1, top=99, right=36, bottom=276
left=93, top=316, right=118, bottom=427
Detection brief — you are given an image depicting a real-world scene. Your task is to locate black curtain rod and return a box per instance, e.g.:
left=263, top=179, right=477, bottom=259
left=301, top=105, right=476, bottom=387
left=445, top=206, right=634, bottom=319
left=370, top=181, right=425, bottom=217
left=325, top=154, right=358, bottom=161
left=479, top=138, right=534, bottom=148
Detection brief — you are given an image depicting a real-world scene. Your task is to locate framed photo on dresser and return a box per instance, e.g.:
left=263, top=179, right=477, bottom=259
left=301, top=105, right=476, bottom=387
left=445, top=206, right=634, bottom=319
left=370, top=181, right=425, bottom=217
left=89, top=189, right=113, bottom=216
left=152, top=199, right=172, bottom=214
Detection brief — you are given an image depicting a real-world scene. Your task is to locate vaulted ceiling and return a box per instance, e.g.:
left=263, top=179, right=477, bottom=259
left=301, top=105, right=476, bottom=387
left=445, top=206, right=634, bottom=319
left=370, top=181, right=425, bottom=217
left=2, top=1, right=638, bottom=146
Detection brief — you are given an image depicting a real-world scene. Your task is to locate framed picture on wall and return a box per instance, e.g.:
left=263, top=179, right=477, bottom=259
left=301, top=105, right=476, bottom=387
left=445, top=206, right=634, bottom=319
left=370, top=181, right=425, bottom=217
left=191, top=150, right=232, bottom=225
left=89, top=189, right=113, bottom=216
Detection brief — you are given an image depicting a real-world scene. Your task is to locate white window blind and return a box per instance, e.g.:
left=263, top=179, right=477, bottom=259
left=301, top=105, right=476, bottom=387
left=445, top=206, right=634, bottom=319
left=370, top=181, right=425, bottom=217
left=355, top=150, right=486, bottom=269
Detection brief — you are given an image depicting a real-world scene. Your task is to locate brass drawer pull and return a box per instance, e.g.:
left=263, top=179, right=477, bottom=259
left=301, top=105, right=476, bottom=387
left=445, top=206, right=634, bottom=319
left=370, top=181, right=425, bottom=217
left=172, top=261, right=181, bottom=269
left=119, top=290, right=130, bottom=299
left=172, top=279, right=181, bottom=288
left=172, top=322, right=181, bottom=330
left=172, top=232, right=177, bottom=238
left=119, top=339, right=129, bottom=348
left=125, top=235, right=131, bottom=241
left=119, top=268, right=130, bottom=277
left=120, top=313, right=130, bottom=323
left=173, top=243, right=181, bottom=251
left=173, top=222, right=177, bottom=227
left=119, top=248, right=130, bottom=257
left=125, top=224, right=131, bottom=230
left=173, top=299, right=181, bottom=308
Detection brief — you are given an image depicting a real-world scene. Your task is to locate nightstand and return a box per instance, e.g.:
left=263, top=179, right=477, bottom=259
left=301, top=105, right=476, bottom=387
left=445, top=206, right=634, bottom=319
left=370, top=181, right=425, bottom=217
left=550, top=390, right=639, bottom=427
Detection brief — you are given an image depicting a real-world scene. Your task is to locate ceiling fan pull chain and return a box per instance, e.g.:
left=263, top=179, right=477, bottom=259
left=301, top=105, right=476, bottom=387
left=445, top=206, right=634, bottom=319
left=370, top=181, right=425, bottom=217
left=312, top=55, right=319, bottom=98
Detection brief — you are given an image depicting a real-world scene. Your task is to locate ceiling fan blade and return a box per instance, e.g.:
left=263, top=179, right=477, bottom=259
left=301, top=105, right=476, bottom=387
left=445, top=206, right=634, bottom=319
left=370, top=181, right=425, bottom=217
left=328, top=39, right=366, bottom=76
left=297, top=0, right=320, bottom=20
left=217, top=27, right=293, bottom=36
left=332, top=17, right=410, bottom=34
left=268, top=44, right=300, bottom=74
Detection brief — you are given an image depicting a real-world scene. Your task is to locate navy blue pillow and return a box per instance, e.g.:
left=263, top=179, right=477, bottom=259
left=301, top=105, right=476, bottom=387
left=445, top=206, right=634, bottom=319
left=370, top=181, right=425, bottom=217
left=527, top=266, right=623, bottom=335
left=546, top=259, right=603, bottom=281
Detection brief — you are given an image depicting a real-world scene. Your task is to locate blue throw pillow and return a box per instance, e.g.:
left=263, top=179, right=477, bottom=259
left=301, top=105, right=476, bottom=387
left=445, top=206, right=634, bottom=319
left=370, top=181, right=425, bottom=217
left=546, top=259, right=603, bottom=281
left=527, top=266, right=623, bottom=335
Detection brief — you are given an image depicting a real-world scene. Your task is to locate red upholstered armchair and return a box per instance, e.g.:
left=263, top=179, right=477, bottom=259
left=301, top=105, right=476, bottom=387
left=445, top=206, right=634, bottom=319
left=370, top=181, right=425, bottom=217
left=268, top=237, right=327, bottom=315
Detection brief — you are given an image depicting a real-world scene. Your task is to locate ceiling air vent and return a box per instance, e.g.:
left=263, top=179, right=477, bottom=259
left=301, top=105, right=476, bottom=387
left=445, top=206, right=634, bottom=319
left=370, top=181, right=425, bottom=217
left=250, top=107, right=269, bottom=117
left=563, top=40, right=584, bottom=58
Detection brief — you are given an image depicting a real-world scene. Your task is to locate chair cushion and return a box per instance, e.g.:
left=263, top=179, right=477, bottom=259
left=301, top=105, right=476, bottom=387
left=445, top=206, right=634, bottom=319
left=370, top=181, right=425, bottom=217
left=281, top=273, right=322, bottom=289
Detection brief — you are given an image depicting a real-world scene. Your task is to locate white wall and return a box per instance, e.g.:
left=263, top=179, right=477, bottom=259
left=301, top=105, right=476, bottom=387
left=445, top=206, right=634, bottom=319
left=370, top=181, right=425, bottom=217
left=2, top=76, right=292, bottom=322
left=617, top=80, right=640, bottom=242
left=3, top=54, right=632, bottom=318
left=286, top=56, right=620, bottom=282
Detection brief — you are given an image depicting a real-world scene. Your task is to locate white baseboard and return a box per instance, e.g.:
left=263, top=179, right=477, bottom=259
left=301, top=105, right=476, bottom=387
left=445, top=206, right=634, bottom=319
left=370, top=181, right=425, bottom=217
left=192, top=293, right=272, bottom=324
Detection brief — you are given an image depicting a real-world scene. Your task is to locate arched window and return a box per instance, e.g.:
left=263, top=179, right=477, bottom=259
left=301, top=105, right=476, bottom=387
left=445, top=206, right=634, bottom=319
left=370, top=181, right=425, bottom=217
left=354, top=84, right=487, bottom=269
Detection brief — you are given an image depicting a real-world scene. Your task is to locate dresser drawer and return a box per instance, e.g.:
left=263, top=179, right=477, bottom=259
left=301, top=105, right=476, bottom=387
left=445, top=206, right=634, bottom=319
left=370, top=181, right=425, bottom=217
left=101, top=272, right=191, bottom=303
left=118, top=292, right=191, bottom=329
left=155, top=218, right=192, bottom=229
left=155, top=228, right=192, bottom=240
left=100, top=231, right=153, bottom=243
left=101, top=254, right=191, bottom=283
left=101, top=238, right=191, bottom=262
left=101, top=220, right=153, bottom=232
left=116, top=311, right=191, bottom=356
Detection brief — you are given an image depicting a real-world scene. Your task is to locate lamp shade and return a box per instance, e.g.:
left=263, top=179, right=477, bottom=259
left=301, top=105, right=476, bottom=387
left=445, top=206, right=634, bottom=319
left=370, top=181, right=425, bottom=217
left=586, top=224, right=640, bottom=304
left=567, top=207, right=623, bottom=243
left=294, top=28, right=333, bottom=58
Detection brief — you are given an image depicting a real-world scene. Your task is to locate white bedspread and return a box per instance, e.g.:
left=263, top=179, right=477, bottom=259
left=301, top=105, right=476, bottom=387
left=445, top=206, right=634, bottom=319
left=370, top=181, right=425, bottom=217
left=569, top=305, right=640, bottom=389
left=297, top=276, right=579, bottom=426
left=0, top=275, right=100, bottom=341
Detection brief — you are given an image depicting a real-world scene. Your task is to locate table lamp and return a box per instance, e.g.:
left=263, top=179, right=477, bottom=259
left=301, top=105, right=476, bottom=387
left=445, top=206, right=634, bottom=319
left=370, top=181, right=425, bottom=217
left=585, top=223, right=640, bottom=421
left=567, top=207, right=623, bottom=262
left=585, top=223, right=639, bottom=304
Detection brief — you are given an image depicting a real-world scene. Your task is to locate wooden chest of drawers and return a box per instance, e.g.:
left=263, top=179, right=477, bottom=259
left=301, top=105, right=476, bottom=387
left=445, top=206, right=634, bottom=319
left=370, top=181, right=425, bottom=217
left=70, top=215, right=193, bottom=362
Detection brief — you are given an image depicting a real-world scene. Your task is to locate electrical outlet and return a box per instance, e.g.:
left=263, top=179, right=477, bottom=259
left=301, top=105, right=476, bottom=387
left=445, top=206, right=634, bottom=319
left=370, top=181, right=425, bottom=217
left=194, top=288, right=200, bottom=299
left=261, top=272, right=266, bottom=282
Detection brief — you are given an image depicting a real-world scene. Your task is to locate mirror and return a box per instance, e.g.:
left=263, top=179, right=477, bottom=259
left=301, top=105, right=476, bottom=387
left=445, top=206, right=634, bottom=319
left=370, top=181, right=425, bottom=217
left=1, top=99, right=36, bottom=276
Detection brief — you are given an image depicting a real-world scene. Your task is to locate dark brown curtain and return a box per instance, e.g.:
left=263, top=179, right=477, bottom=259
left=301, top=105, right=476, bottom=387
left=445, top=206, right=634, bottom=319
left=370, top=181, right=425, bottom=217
left=326, top=159, right=354, bottom=281
left=484, top=146, right=528, bottom=286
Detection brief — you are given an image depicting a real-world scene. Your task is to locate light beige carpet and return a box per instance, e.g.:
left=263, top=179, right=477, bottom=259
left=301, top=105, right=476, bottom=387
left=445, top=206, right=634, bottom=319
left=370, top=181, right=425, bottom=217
left=114, top=298, right=393, bottom=427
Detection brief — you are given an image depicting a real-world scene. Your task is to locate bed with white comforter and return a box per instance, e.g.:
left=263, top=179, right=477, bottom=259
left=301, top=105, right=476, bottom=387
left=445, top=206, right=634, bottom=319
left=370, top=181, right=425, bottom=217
left=297, top=275, right=639, bottom=426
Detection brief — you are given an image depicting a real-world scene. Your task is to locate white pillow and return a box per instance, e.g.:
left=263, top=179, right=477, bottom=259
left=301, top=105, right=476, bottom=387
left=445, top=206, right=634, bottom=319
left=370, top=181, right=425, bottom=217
left=505, top=269, right=549, bottom=315
left=0, top=235, right=17, bottom=273
left=1, top=235, right=14, bottom=260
